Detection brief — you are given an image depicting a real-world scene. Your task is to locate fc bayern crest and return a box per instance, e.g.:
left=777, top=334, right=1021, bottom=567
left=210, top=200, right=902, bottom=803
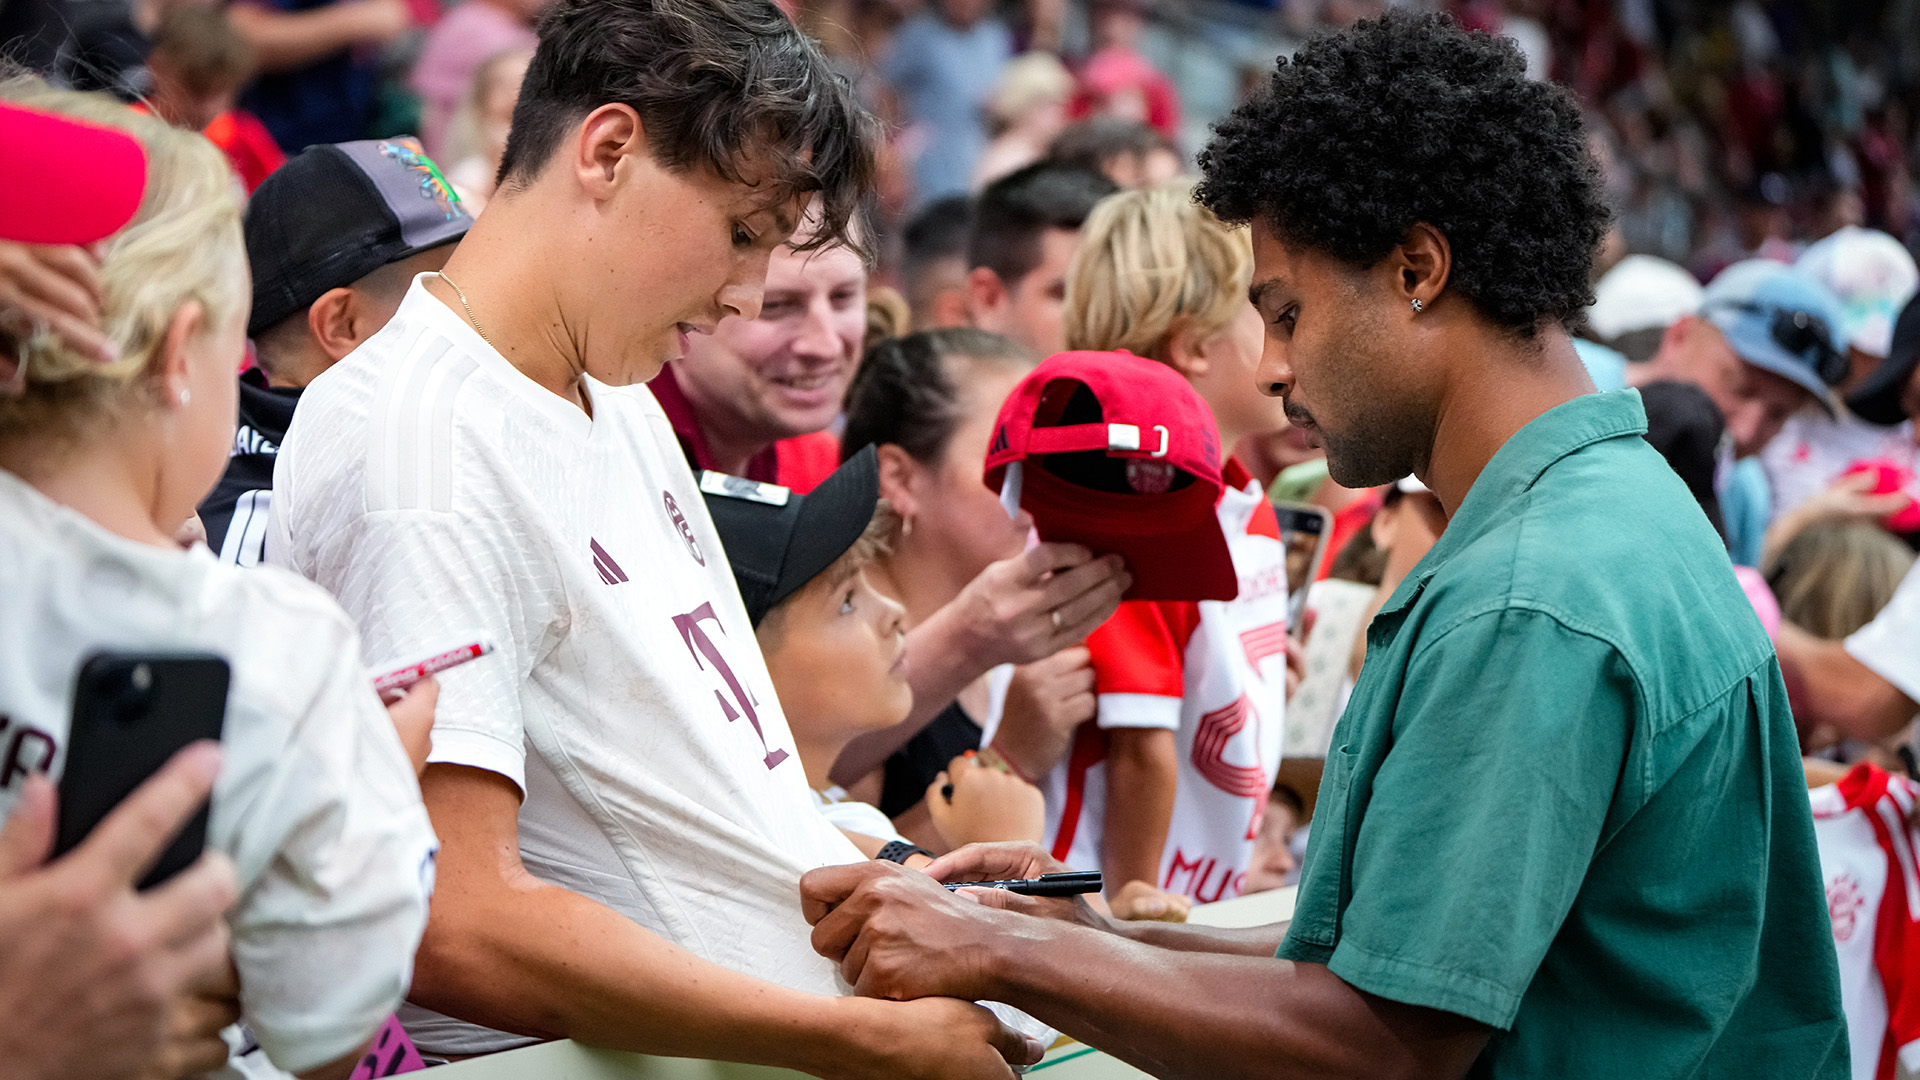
left=664, top=492, right=704, bottom=565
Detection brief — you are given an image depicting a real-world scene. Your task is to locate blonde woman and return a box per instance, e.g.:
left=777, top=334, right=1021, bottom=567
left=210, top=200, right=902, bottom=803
left=0, top=83, right=437, bottom=1080
left=1044, top=181, right=1294, bottom=920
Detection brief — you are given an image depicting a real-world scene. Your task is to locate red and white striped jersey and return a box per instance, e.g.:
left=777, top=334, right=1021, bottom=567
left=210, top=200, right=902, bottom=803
left=1041, top=461, right=1289, bottom=902
left=1811, top=763, right=1920, bottom=1080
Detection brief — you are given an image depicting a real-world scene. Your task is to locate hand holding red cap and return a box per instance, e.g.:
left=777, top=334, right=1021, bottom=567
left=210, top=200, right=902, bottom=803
left=0, top=103, right=147, bottom=395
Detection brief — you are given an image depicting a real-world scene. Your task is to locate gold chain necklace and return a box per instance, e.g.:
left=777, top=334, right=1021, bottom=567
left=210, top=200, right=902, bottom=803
left=435, top=271, right=494, bottom=349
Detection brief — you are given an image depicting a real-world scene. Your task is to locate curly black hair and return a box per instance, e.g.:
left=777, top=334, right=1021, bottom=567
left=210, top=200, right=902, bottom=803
left=1195, top=10, right=1608, bottom=336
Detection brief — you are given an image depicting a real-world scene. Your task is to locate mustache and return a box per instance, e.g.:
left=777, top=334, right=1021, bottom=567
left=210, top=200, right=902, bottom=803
left=1283, top=400, right=1316, bottom=429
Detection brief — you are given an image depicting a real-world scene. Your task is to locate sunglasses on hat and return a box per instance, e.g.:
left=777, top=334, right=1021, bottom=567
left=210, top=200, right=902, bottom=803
left=1707, top=300, right=1847, bottom=386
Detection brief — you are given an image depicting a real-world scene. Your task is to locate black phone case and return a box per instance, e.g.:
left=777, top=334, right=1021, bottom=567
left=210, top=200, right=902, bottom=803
left=56, top=652, right=230, bottom=890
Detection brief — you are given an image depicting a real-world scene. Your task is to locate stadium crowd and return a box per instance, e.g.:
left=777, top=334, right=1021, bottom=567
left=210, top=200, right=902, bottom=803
left=2, top=0, right=1920, bottom=1078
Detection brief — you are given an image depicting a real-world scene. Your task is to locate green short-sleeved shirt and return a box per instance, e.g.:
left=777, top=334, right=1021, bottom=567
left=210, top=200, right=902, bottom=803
left=1280, top=390, right=1847, bottom=1079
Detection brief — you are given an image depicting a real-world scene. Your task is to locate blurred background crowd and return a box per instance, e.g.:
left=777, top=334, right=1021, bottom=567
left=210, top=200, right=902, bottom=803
left=4, top=0, right=1919, bottom=279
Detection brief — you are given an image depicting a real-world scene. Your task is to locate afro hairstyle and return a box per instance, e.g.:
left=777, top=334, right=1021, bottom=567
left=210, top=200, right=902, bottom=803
left=1195, top=9, right=1608, bottom=337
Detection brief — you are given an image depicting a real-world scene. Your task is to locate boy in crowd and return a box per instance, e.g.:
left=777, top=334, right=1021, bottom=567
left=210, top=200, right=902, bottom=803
left=966, top=161, right=1117, bottom=357
left=268, top=0, right=1038, bottom=1074
left=200, top=137, right=469, bottom=564
left=140, top=5, right=283, bottom=191
left=704, top=448, right=1046, bottom=856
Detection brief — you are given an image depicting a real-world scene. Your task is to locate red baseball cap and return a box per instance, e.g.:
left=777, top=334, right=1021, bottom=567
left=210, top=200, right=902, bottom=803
left=984, top=350, right=1236, bottom=602
left=0, top=102, right=147, bottom=245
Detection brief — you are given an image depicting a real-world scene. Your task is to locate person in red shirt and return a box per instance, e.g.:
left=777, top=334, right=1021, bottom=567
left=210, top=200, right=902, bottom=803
left=656, top=207, right=864, bottom=493
left=139, top=5, right=285, bottom=192
left=1047, top=180, right=1293, bottom=920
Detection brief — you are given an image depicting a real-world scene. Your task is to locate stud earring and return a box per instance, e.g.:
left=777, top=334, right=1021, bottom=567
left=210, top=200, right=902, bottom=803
left=902, top=516, right=914, bottom=538
left=177, top=388, right=192, bottom=407
left=1410, top=298, right=1425, bottom=314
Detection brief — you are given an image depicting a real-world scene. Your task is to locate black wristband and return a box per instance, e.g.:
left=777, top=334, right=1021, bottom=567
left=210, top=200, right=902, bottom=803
left=875, top=841, right=932, bottom=864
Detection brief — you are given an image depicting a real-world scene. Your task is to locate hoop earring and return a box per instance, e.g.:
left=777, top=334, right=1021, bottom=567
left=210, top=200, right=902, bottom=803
left=1410, top=298, right=1425, bottom=314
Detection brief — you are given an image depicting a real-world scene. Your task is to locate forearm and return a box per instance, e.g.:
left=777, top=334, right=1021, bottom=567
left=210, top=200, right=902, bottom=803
left=1107, top=916, right=1287, bottom=957
left=974, top=920, right=1477, bottom=1080
left=831, top=613, right=987, bottom=785
left=1777, top=623, right=1916, bottom=742
left=412, top=875, right=858, bottom=1074
left=227, top=3, right=371, bottom=71
left=1102, top=729, right=1177, bottom=895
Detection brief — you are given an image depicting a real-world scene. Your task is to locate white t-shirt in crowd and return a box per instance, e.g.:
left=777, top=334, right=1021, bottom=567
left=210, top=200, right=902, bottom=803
left=269, top=279, right=865, bottom=1055
left=0, top=470, right=436, bottom=1076
left=1848, top=558, right=1920, bottom=707
left=1041, top=463, right=1289, bottom=902
left=1761, top=406, right=1918, bottom=523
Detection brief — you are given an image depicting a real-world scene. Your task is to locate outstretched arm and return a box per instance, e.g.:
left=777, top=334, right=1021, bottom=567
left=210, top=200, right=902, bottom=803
left=802, top=860, right=1489, bottom=1080
left=1776, top=622, right=1916, bottom=743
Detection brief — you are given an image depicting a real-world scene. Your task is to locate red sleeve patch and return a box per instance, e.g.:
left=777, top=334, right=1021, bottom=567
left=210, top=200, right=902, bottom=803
left=1087, top=600, right=1199, bottom=698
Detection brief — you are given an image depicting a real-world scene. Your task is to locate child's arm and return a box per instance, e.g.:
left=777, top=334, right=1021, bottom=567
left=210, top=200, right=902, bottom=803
left=1102, top=727, right=1182, bottom=919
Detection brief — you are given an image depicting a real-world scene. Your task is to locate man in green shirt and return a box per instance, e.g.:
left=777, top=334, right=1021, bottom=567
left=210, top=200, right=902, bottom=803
left=797, top=10, right=1846, bottom=1080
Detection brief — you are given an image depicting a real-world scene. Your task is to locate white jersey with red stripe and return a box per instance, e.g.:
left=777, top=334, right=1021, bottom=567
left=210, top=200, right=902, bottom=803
left=1810, top=763, right=1920, bottom=1080
left=1041, top=462, right=1289, bottom=902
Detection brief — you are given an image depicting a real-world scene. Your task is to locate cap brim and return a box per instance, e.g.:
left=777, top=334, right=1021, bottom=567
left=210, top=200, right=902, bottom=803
left=773, top=445, right=881, bottom=608
left=1021, top=464, right=1235, bottom=602
left=0, top=103, right=146, bottom=245
left=1704, top=309, right=1837, bottom=416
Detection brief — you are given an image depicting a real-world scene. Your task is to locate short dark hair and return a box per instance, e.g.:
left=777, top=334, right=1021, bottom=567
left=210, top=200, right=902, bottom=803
left=842, top=327, right=1033, bottom=464
left=904, top=195, right=974, bottom=271
left=498, top=0, right=877, bottom=250
left=967, top=162, right=1118, bottom=286
left=1195, top=10, right=1608, bottom=336
left=1048, top=117, right=1173, bottom=177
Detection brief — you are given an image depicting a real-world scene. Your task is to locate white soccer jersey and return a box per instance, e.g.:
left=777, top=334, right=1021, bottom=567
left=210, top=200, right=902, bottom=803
left=0, top=470, right=436, bottom=1076
left=1040, top=463, right=1289, bottom=903
left=269, top=279, right=866, bottom=1055
left=1810, top=764, right=1920, bottom=1080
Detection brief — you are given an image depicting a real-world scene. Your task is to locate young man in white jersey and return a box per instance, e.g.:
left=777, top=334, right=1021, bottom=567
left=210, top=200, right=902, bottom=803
left=268, top=0, right=1039, bottom=1074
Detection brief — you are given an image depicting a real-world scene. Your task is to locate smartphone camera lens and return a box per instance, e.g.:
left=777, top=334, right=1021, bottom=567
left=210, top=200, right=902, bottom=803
left=115, top=663, right=154, bottom=725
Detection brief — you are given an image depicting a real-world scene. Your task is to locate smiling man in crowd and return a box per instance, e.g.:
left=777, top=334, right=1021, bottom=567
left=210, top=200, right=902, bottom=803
left=653, top=214, right=866, bottom=493
left=799, top=13, right=1847, bottom=1080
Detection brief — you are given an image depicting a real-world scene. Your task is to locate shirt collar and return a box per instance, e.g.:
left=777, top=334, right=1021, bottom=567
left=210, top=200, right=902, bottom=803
left=648, top=363, right=782, bottom=483
left=1377, top=389, right=1649, bottom=618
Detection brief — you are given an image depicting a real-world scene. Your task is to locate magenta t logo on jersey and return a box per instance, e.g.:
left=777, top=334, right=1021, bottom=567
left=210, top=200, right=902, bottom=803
left=663, top=492, right=704, bottom=565
left=672, top=602, right=788, bottom=770
left=590, top=539, right=628, bottom=585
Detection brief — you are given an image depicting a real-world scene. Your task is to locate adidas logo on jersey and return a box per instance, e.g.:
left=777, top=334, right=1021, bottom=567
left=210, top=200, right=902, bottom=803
left=590, top=539, right=628, bottom=585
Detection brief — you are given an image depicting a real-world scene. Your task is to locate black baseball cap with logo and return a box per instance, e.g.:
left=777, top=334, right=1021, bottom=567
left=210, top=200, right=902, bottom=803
left=244, top=137, right=472, bottom=337
left=701, top=445, right=881, bottom=628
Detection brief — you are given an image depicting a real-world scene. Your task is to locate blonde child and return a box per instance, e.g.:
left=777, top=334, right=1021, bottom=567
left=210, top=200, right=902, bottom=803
left=1044, top=180, right=1293, bottom=919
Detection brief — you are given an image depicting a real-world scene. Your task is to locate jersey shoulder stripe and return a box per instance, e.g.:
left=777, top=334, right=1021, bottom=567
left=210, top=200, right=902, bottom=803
left=367, top=328, right=478, bottom=515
